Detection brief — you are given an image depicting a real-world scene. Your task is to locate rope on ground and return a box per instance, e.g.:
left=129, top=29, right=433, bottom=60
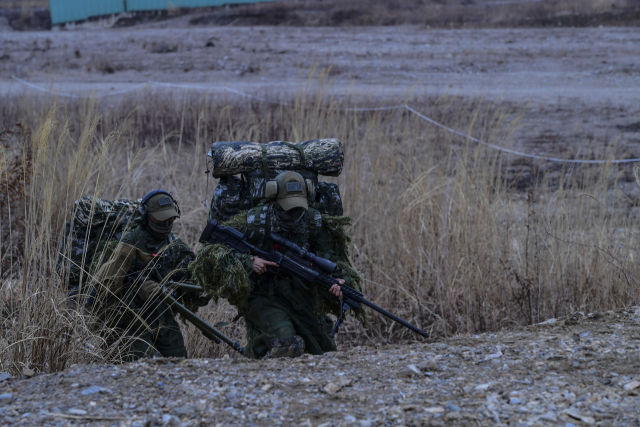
left=10, top=76, right=640, bottom=165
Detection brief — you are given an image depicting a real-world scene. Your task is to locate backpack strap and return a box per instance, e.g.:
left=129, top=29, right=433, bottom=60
left=282, top=142, right=307, bottom=171
left=260, top=144, right=270, bottom=182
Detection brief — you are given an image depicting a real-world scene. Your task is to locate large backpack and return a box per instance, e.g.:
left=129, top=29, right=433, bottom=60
left=208, top=140, right=344, bottom=221
left=209, top=169, right=344, bottom=221
left=57, top=197, right=140, bottom=295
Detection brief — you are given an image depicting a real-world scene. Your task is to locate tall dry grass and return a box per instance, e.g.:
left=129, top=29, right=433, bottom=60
left=1, top=78, right=639, bottom=372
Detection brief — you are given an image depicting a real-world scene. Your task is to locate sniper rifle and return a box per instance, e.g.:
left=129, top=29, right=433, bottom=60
left=198, top=219, right=429, bottom=339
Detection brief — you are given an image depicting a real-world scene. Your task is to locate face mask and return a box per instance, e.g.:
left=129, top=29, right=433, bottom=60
left=273, top=203, right=305, bottom=232
left=146, top=215, right=174, bottom=239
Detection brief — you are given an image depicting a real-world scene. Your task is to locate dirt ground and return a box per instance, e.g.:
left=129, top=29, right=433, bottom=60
left=2, top=308, right=640, bottom=427
left=1, top=22, right=640, bottom=166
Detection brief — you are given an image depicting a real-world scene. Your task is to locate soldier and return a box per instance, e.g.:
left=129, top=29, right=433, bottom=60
left=94, top=189, right=207, bottom=361
left=194, top=171, right=366, bottom=359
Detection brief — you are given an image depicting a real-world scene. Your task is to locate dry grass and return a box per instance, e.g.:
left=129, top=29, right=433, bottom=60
left=185, top=0, right=640, bottom=28
left=1, top=73, right=639, bottom=371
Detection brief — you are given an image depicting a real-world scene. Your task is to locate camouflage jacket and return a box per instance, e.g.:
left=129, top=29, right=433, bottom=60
left=118, top=226, right=195, bottom=291
left=233, top=203, right=361, bottom=317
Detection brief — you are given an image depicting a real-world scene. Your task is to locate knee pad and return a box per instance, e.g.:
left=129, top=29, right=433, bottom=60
left=262, top=335, right=305, bottom=359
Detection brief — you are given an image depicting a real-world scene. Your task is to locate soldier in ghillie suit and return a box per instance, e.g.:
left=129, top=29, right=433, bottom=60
left=190, top=171, right=367, bottom=359
left=93, top=190, right=208, bottom=361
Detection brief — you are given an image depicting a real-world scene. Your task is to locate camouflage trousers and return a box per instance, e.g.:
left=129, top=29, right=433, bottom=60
left=245, top=278, right=337, bottom=359
left=101, top=299, right=187, bottom=361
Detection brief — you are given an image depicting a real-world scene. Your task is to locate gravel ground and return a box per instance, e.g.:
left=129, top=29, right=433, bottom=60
left=2, top=308, right=640, bottom=427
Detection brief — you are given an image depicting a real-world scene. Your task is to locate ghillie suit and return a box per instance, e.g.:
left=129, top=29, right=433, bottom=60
left=58, top=194, right=208, bottom=361
left=190, top=202, right=367, bottom=359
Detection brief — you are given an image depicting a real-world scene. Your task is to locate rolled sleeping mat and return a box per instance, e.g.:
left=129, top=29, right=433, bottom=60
left=207, top=139, right=344, bottom=178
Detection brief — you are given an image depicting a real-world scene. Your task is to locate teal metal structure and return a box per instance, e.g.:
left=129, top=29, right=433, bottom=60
left=49, top=0, right=275, bottom=25
left=50, top=0, right=126, bottom=25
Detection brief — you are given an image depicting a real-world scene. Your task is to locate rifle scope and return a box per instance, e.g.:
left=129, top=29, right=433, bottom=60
left=269, top=233, right=337, bottom=274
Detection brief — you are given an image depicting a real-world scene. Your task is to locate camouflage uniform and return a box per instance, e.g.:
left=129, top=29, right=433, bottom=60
left=229, top=201, right=354, bottom=359
left=96, top=225, right=205, bottom=361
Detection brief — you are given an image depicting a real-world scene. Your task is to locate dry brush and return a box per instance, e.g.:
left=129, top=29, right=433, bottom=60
left=1, top=82, right=638, bottom=372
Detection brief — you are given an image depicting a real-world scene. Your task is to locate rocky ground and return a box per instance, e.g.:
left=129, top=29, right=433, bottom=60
left=2, top=308, right=640, bottom=427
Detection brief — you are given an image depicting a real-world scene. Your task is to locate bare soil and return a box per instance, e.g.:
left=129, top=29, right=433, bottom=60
left=1, top=24, right=640, bottom=167
left=2, top=308, right=640, bottom=426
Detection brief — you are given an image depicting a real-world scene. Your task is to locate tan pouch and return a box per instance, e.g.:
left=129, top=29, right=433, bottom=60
left=93, top=242, right=154, bottom=297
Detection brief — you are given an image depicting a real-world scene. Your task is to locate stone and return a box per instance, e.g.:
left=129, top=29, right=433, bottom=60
left=400, top=365, right=422, bottom=377
left=338, top=377, right=352, bottom=387
left=225, top=390, right=240, bottom=404
left=444, top=412, right=462, bottom=420
left=417, top=359, right=441, bottom=372
left=344, top=415, right=357, bottom=422
left=564, top=408, right=595, bottom=425
left=624, top=381, right=640, bottom=391
left=22, top=368, right=35, bottom=378
left=68, top=408, right=87, bottom=416
left=510, top=397, right=522, bottom=405
left=81, top=386, right=113, bottom=395
left=261, top=383, right=272, bottom=391
left=424, top=406, right=444, bottom=414
left=0, top=372, right=12, bottom=382
left=445, top=403, right=461, bottom=412
left=161, top=414, right=180, bottom=426
left=0, top=393, right=13, bottom=400
left=475, top=382, right=493, bottom=391
left=323, top=382, right=341, bottom=395
left=539, top=411, right=557, bottom=422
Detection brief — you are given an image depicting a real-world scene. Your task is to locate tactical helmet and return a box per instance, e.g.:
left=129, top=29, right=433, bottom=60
left=265, top=171, right=314, bottom=211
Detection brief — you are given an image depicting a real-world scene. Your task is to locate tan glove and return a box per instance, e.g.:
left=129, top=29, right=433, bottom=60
left=137, top=280, right=163, bottom=302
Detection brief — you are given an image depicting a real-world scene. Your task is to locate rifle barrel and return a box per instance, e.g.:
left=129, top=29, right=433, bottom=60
left=161, top=290, right=246, bottom=355
left=358, top=298, right=429, bottom=338
left=167, top=281, right=203, bottom=293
